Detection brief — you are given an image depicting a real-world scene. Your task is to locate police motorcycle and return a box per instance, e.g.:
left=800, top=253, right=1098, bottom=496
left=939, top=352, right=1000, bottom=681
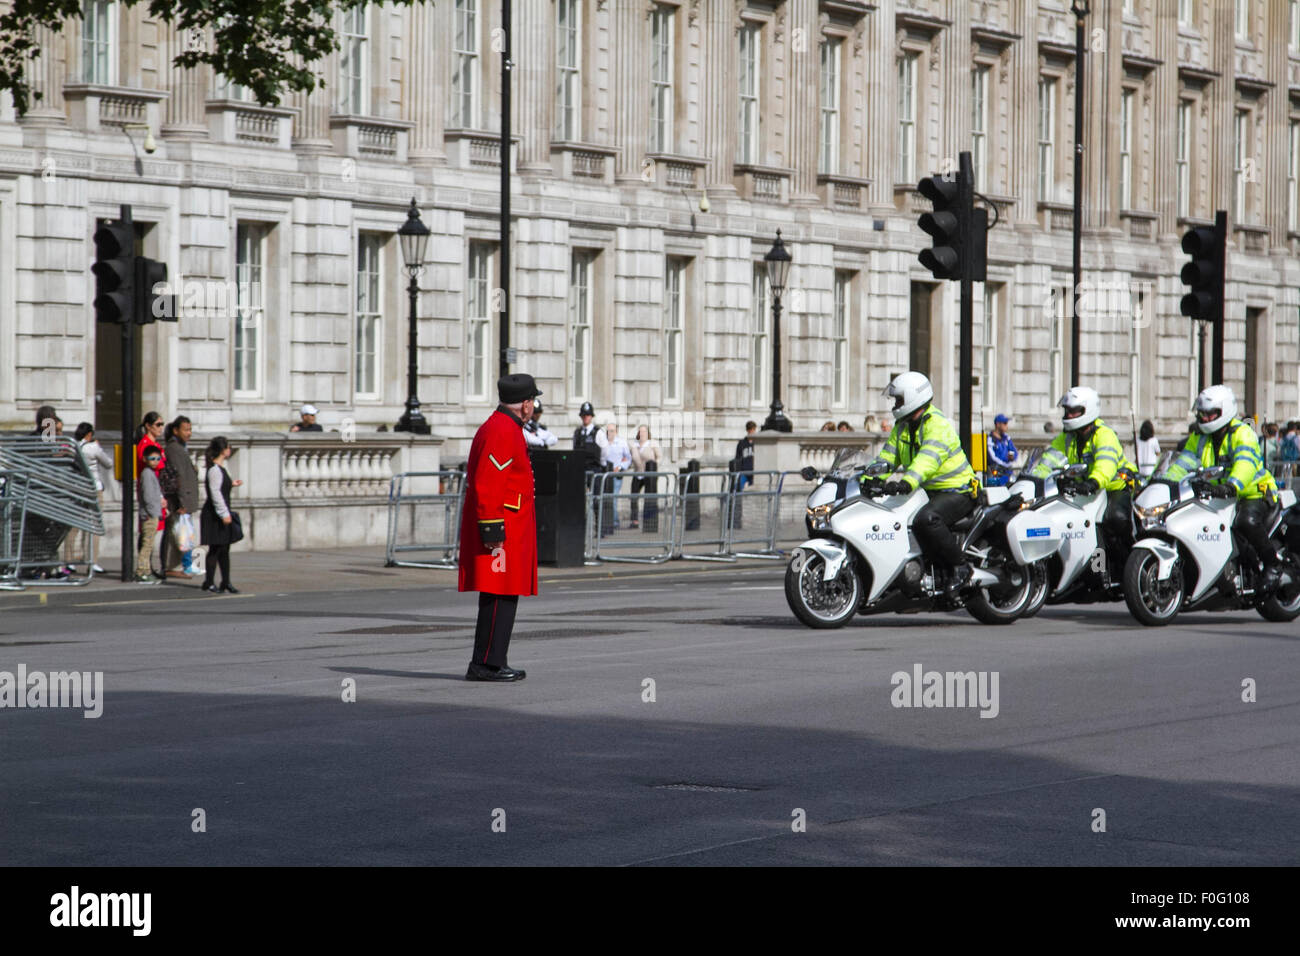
left=1009, top=450, right=1127, bottom=617
left=784, top=449, right=1064, bottom=628
left=1122, top=461, right=1300, bottom=626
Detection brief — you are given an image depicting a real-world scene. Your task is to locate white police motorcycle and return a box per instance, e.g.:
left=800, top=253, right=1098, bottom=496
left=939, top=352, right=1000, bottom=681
left=1123, top=463, right=1300, bottom=625
left=1008, top=453, right=1127, bottom=617
left=785, top=450, right=1064, bottom=628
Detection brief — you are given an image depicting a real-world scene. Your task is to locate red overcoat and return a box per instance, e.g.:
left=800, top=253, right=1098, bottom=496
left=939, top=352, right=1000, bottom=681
left=458, top=406, right=538, bottom=596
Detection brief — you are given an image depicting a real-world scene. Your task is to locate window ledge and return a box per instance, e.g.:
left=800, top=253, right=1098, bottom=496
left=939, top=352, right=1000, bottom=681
left=443, top=128, right=522, bottom=172
left=734, top=163, right=793, bottom=203
left=645, top=152, right=708, bottom=188
left=1120, top=208, right=1159, bottom=240
left=206, top=99, right=297, bottom=149
left=551, top=141, right=618, bottom=184
left=1036, top=201, right=1074, bottom=233
left=329, top=114, right=414, bottom=162
left=61, top=84, right=168, bottom=133
left=1233, top=222, right=1269, bottom=254
left=817, top=173, right=871, bottom=210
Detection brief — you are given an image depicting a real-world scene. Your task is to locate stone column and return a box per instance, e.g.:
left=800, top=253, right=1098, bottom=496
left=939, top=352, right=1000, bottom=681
left=612, top=0, right=650, bottom=183
left=291, top=52, right=334, bottom=153
left=1263, top=0, right=1290, bottom=250
left=1208, top=0, right=1235, bottom=219
left=516, top=0, right=553, bottom=173
left=863, top=0, right=895, bottom=211
left=699, top=0, right=737, bottom=191
left=1151, top=8, right=1177, bottom=239
left=786, top=0, right=819, bottom=202
left=405, top=1, right=445, bottom=164
left=1089, top=0, right=1122, bottom=233
left=1009, top=0, right=1037, bottom=227
left=24, top=25, right=67, bottom=124
left=940, top=0, right=972, bottom=174
left=162, top=25, right=209, bottom=140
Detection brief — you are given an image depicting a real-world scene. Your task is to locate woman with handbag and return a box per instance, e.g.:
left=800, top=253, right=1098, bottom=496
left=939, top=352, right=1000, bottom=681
left=200, top=436, right=243, bottom=594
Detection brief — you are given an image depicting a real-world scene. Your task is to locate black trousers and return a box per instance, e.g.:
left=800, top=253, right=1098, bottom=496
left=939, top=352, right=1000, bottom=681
left=472, top=593, right=519, bottom=668
left=913, top=491, right=977, bottom=569
left=203, top=543, right=231, bottom=588
left=1235, top=498, right=1279, bottom=567
left=1103, top=488, right=1134, bottom=555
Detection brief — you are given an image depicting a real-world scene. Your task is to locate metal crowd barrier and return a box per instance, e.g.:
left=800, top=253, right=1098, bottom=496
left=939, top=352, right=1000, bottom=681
left=722, top=470, right=786, bottom=559
left=587, top=470, right=679, bottom=563
left=0, top=437, right=104, bottom=588
left=384, top=470, right=465, bottom=569
left=1270, top=461, right=1299, bottom=494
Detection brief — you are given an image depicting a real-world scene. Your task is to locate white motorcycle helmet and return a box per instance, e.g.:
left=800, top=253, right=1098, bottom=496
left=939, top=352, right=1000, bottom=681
left=1058, top=386, right=1100, bottom=432
left=884, top=371, right=934, bottom=420
left=1193, top=384, right=1237, bottom=434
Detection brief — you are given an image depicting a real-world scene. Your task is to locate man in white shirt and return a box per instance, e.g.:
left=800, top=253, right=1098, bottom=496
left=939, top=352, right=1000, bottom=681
left=601, top=424, right=632, bottom=529
left=524, top=401, right=559, bottom=448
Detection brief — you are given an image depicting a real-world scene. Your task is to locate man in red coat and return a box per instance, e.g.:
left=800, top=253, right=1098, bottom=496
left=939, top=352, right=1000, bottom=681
left=459, top=373, right=541, bottom=682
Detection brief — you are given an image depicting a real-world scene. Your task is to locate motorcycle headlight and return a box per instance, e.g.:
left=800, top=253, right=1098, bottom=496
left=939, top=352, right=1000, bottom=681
left=1134, top=503, right=1168, bottom=519
left=807, top=504, right=832, bottom=529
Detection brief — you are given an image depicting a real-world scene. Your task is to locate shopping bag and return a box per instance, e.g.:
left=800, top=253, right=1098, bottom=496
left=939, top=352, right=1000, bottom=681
left=173, top=513, right=197, bottom=551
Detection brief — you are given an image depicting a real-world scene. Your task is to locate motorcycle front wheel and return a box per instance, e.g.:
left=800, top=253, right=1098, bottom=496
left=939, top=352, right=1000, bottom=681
left=1123, top=548, right=1184, bottom=626
left=785, top=548, right=862, bottom=629
left=1017, top=562, right=1051, bottom=619
left=965, top=556, right=1035, bottom=625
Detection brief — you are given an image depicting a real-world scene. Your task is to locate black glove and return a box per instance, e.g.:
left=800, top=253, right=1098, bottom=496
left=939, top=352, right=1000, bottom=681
left=858, top=475, right=884, bottom=495
left=1056, top=477, right=1076, bottom=495
left=1209, top=483, right=1237, bottom=499
left=478, top=520, right=505, bottom=548
left=1075, top=477, right=1100, bottom=495
left=883, top=480, right=911, bottom=496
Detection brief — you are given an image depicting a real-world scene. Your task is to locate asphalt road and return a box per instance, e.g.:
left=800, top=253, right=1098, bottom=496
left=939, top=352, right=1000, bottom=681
left=2, top=566, right=1298, bottom=866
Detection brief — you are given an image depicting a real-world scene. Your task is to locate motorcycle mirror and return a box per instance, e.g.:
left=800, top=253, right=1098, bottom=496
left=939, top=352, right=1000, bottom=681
left=1065, top=463, right=1089, bottom=477
left=864, top=460, right=891, bottom=477
left=1198, top=465, right=1224, bottom=480
left=800, top=466, right=819, bottom=481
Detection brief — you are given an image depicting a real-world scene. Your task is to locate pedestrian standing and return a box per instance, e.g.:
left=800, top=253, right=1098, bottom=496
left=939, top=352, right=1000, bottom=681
left=290, top=404, right=324, bottom=432
left=629, top=424, right=660, bottom=530
left=136, top=411, right=166, bottom=475
left=985, top=414, right=1018, bottom=486
left=572, top=401, right=610, bottom=535
left=523, top=400, right=558, bottom=448
left=733, top=420, right=757, bottom=492
left=161, top=415, right=201, bottom=578
left=30, top=404, right=57, bottom=437
left=1136, top=419, right=1161, bottom=479
left=74, top=422, right=111, bottom=574
left=135, top=445, right=166, bottom=583
left=200, top=437, right=243, bottom=594
left=459, top=374, right=541, bottom=682
left=600, top=424, right=632, bottom=528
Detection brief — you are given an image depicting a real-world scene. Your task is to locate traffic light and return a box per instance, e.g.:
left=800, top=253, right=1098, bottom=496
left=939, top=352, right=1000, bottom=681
left=135, top=256, right=176, bottom=324
left=1178, top=214, right=1226, bottom=322
left=91, top=216, right=135, bottom=324
left=916, top=162, right=987, bottom=283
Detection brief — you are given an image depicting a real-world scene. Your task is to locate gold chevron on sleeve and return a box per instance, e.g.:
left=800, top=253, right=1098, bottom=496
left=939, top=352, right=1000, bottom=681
left=503, top=494, right=522, bottom=512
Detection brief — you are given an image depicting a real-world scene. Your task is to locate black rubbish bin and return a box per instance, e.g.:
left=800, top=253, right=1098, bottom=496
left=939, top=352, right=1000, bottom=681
left=530, top=448, right=586, bottom=567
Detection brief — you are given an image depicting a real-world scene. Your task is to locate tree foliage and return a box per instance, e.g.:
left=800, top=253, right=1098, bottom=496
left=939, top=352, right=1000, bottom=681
left=0, top=0, right=389, bottom=115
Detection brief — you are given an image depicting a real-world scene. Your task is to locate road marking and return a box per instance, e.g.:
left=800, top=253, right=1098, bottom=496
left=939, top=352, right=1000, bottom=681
left=728, top=585, right=782, bottom=591
left=70, top=593, right=255, bottom=607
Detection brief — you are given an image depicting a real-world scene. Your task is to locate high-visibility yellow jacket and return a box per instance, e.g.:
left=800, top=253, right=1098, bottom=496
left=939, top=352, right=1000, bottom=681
left=1029, top=419, right=1135, bottom=492
left=1161, top=418, right=1276, bottom=499
left=875, top=406, right=977, bottom=494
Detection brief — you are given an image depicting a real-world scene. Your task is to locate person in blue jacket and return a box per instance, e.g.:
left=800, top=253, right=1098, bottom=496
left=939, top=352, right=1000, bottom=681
left=985, top=414, right=1018, bottom=486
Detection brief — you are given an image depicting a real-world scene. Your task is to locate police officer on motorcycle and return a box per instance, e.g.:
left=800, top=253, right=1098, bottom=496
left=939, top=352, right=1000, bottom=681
left=1163, top=385, right=1281, bottom=591
left=1031, top=386, right=1138, bottom=568
left=864, top=371, right=979, bottom=593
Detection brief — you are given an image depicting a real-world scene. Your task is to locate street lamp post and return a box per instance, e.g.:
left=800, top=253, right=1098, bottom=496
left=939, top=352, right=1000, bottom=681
left=395, top=198, right=431, bottom=435
left=1070, top=0, right=1090, bottom=386
left=761, top=231, right=793, bottom=433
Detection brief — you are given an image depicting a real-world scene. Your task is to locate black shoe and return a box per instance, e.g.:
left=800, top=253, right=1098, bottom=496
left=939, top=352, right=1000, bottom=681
left=201, top=582, right=220, bottom=593
left=465, top=663, right=527, bottom=682
left=219, top=583, right=240, bottom=594
left=946, top=563, right=974, bottom=594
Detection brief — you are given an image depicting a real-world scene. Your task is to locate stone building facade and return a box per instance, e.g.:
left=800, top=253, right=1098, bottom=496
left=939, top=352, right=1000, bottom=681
left=2, top=0, right=1299, bottom=460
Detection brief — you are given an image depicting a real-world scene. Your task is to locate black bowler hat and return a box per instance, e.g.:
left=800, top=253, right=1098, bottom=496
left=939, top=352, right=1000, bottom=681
left=498, top=373, right=542, bottom=403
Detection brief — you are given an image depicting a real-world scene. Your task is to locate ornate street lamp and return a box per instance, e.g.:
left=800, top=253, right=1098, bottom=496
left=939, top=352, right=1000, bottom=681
left=761, top=230, right=792, bottom=433
left=1070, top=0, right=1090, bottom=385
left=395, top=198, right=431, bottom=435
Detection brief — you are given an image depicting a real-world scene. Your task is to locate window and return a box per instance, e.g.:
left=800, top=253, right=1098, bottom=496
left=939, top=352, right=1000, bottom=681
left=738, top=22, right=761, bottom=164
left=650, top=5, right=674, bottom=153
left=356, top=234, right=383, bottom=399
left=1179, top=0, right=1194, bottom=26
left=1037, top=78, right=1056, bottom=202
left=81, top=0, right=116, bottom=85
left=819, top=39, right=841, bottom=176
left=234, top=223, right=267, bottom=396
left=898, top=52, right=917, bottom=182
left=1176, top=100, right=1191, bottom=218
left=568, top=250, right=594, bottom=400
left=339, top=4, right=369, bottom=114
left=750, top=266, right=770, bottom=405
left=832, top=271, right=850, bottom=407
left=1289, top=119, right=1299, bottom=233
left=1119, top=90, right=1133, bottom=210
left=1128, top=287, right=1144, bottom=412
left=981, top=284, right=1000, bottom=412
left=1235, top=0, right=1250, bottom=40
left=452, top=0, right=479, bottom=128
left=664, top=257, right=686, bottom=404
left=1049, top=285, right=1067, bottom=407
left=466, top=243, right=493, bottom=401
left=1234, top=108, right=1250, bottom=221
left=1292, top=0, right=1300, bottom=48
left=1188, top=321, right=1204, bottom=406
left=1123, top=0, right=1135, bottom=14
left=971, top=66, right=989, bottom=192
left=556, top=0, right=581, bottom=140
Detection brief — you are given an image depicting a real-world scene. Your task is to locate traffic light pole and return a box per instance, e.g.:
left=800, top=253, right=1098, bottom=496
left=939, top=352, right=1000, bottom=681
left=116, top=204, right=136, bottom=583
left=1212, top=209, right=1226, bottom=384
left=957, top=153, right=974, bottom=464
